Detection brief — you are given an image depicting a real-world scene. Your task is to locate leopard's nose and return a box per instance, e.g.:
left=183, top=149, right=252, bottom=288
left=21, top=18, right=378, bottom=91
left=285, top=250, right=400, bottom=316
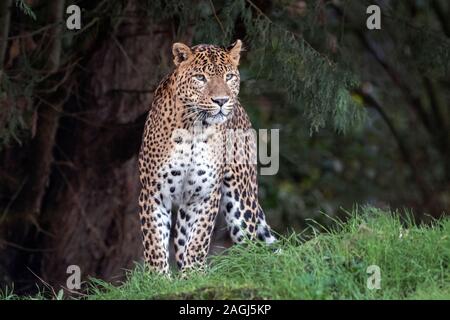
left=211, top=97, right=229, bottom=107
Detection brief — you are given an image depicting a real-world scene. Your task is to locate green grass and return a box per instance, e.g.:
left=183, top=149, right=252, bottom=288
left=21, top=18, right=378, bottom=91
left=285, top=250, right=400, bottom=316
left=2, top=207, right=449, bottom=299
left=86, top=207, right=449, bottom=300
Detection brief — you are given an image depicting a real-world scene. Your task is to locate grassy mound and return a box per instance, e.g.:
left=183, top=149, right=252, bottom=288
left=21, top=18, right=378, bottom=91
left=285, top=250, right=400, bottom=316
left=85, top=207, right=449, bottom=300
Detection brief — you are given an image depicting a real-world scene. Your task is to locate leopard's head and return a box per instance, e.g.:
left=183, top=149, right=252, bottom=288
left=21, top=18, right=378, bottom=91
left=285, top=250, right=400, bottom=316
left=172, top=40, right=242, bottom=125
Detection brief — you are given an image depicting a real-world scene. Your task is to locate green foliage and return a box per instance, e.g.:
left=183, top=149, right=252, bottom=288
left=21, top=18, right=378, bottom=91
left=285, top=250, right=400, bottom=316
left=243, top=20, right=363, bottom=133
left=80, top=207, right=448, bottom=300
left=376, top=0, right=450, bottom=78
left=138, top=0, right=449, bottom=136
left=3, top=207, right=447, bottom=300
left=0, top=285, right=16, bottom=300
left=15, top=0, right=36, bottom=20
left=144, top=0, right=366, bottom=133
left=404, top=27, right=450, bottom=78
left=0, top=75, right=31, bottom=149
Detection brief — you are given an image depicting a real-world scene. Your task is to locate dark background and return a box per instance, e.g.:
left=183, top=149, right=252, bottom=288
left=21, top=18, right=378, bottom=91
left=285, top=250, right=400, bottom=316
left=0, top=0, right=449, bottom=294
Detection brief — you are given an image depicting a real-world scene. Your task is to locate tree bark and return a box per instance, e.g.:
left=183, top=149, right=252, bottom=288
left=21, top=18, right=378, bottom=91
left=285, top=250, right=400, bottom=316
left=0, top=0, right=12, bottom=72
left=0, top=0, right=66, bottom=293
left=0, top=0, right=192, bottom=293
left=34, top=6, right=190, bottom=290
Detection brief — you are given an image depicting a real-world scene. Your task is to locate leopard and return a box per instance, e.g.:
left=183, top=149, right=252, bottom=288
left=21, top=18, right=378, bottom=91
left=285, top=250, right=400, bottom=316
left=138, top=40, right=276, bottom=275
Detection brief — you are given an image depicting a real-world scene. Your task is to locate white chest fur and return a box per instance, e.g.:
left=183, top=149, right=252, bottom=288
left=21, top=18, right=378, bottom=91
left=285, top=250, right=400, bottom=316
left=159, top=125, right=225, bottom=208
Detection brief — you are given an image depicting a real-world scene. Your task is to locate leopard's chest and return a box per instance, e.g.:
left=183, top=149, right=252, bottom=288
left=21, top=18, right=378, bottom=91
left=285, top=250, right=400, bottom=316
left=158, top=126, right=225, bottom=207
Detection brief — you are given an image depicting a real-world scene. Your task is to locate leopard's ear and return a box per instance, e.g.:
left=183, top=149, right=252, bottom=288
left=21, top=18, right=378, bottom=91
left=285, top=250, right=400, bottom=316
left=172, top=42, right=192, bottom=66
left=227, top=39, right=243, bottom=66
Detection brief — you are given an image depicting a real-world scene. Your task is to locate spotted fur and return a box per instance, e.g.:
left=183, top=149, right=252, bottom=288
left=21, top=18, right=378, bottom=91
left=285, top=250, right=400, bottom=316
left=138, top=40, right=276, bottom=274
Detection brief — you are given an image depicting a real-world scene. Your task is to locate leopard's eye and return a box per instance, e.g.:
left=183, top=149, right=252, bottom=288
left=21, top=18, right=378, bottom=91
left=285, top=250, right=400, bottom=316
left=194, top=74, right=207, bottom=82
left=226, top=73, right=235, bottom=81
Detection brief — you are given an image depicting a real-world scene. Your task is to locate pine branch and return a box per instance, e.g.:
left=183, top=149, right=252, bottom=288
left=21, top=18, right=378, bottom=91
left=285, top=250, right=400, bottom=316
left=331, top=3, right=438, bottom=135
left=14, top=0, right=36, bottom=20
left=209, top=0, right=226, bottom=36
left=245, top=0, right=334, bottom=67
left=13, top=0, right=66, bottom=217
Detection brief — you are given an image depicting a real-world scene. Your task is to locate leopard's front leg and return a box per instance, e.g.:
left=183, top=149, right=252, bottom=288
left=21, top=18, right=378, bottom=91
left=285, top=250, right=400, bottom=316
left=139, top=187, right=172, bottom=275
left=174, top=187, right=221, bottom=273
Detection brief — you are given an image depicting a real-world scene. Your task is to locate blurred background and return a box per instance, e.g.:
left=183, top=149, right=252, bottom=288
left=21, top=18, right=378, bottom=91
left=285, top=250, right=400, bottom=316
left=0, top=0, right=449, bottom=294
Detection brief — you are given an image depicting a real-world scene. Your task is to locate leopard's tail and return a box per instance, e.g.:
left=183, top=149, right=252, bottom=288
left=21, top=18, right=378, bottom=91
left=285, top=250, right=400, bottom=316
left=255, top=205, right=277, bottom=244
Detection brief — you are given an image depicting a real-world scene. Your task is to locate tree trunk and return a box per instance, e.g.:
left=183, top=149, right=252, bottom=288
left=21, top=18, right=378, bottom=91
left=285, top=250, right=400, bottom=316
left=0, top=0, right=12, bottom=72
left=38, top=14, right=186, bottom=291
left=0, top=1, right=191, bottom=293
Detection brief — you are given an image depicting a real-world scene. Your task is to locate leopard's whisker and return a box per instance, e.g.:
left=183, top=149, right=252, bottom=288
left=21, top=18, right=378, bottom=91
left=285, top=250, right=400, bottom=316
left=182, top=110, right=198, bottom=120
